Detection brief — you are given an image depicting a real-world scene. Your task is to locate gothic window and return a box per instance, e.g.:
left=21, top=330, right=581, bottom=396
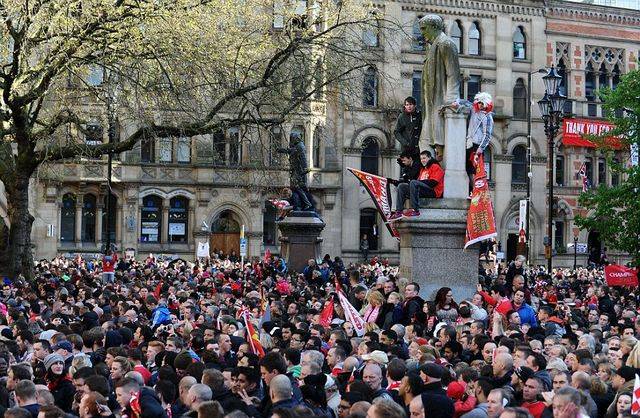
left=159, top=138, right=173, bottom=162
left=557, top=59, right=572, bottom=114
left=468, top=22, right=481, bottom=56
left=412, top=17, right=424, bottom=51
left=451, top=20, right=463, bottom=54
left=141, top=138, right=155, bottom=163
left=169, top=196, right=188, bottom=243
left=513, top=26, right=526, bottom=59
left=362, top=66, right=378, bottom=107
left=102, top=194, right=117, bottom=244
left=361, top=137, right=379, bottom=175
left=555, top=155, right=565, bottom=186
left=554, top=220, right=565, bottom=251
left=362, top=18, right=380, bottom=47
left=228, top=127, right=241, bottom=166
left=140, top=195, right=162, bottom=243
left=597, top=158, right=606, bottom=186
left=60, top=194, right=76, bottom=242
left=511, top=145, right=527, bottom=184
left=513, top=78, right=527, bottom=120
left=81, top=194, right=97, bottom=243
left=312, top=126, right=323, bottom=168
left=177, top=137, right=191, bottom=163
left=213, top=130, right=226, bottom=165
left=467, top=75, right=481, bottom=101
left=269, top=126, right=283, bottom=166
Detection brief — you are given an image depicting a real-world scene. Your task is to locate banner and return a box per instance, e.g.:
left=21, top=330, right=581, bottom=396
left=196, top=241, right=210, bottom=258
left=242, top=308, right=265, bottom=357
left=347, top=168, right=399, bottom=240
left=318, top=300, right=334, bottom=328
left=605, top=264, right=638, bottom=287
left=519, top=199, right=527, bottom=243
left=563, top=118, right=621, bottom=149
left=337, top=290, right=366, bottom=336
left=578, top=163, right=592, bottom=193
left=465, top=154, right=497, bottom=249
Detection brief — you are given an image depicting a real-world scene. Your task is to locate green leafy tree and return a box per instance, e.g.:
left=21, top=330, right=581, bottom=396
left=575, top=69, right=640, bottom=268
left=0, top=0, right=389, bottom=278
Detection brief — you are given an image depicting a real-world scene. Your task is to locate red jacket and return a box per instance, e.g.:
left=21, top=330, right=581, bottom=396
left=417, top=160, right=445, bottom=197
left=103, top=253, right=117, bottom=273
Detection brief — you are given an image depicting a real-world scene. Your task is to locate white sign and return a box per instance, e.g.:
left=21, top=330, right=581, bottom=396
left=567, top=242, right=588, bottom=254
left=519, top=200, right=527, bottom=231
left=197, top=242, right=210, bottom=258
left=240, top=238, right=248, bottom=257
left=169, top=223, right=186, bottom=235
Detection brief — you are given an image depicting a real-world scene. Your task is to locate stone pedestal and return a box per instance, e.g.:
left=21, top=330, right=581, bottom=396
left=395, top=199, right=479, bottom=301
left=278, top=211, right=326, bottom=272
left=443, top=110, right=470, bottom=199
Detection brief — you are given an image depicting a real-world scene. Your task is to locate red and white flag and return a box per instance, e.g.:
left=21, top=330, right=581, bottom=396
left=337, top=290, right=366, bottom=337
left=318, top=300, right=334, bottom=328
left=631, top=374, right=640, bottom=414
left=465, top=154, right=497, bottom=248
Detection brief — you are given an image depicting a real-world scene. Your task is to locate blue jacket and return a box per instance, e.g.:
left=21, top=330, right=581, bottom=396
left=517, top=303, right=538, bottom=328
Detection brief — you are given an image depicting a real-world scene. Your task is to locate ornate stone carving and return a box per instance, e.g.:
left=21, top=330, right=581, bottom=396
left=178, top=168, right=194, bottom=181
left=159, top=168, right=175, bottom=180
left=63, top=165, right=77, bottom=177
left=585, top=45, right=625, bottom=71
left=556, top=42, right=571, bottom=67
left=312, top=173, right=321, bottom=185
left=141, top=167, right=156, bottom=180
left=85, top=164, right=102, bottom=178
left=113, top=166, right=122, bottom=179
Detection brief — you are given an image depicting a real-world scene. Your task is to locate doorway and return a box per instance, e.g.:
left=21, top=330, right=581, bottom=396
left=506, top=233, right=518, bottom=262
left=210, top=210, right=241, bottom=258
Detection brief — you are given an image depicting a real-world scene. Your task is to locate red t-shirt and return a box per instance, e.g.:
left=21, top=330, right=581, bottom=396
left=103, top=253, right=117, bottom=273
left=522, top=401, right=546, bottom=418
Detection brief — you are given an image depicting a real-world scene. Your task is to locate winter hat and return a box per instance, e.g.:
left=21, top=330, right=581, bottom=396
left=53, top=341, right=73, bottom=353
left=0, top=328, right=13, bottom=341
left=174, top=351, right=193, bottom=371
left=447, top=381, right=466, bottom=400
left=104, top=330, right=123, bottom=348
left=44, top=353, right=65, bottom=371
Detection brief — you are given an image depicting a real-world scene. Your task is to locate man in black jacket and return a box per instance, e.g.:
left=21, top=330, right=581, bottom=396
left=402, top=282, right=424, bottom=325
left=419, top=363, right=454, bottom=418
left=394, top=96, right=422, bottom=161
left=115, top=377, right=167, bottom=418
left=390, top=152, right=422, bottom=220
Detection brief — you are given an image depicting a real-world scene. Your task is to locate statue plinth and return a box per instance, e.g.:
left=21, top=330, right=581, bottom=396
left=396, top=199, right=478, bottom=301
left=442, top=109, right=470, bottom=199
left=277, top=211, right=325, bottom=272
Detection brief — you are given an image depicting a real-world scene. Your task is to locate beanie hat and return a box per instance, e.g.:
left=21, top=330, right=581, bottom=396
left=447, top=381, right=466, bottom=400
left=174, top=351, right=194, bottom=371
left=44, top=353, right=65, bottom=371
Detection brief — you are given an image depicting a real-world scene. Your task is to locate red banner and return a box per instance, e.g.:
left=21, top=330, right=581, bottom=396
left=347, top=168, right=399, bottom=240
left=605, top=264, right=638, bottom=287
left=465, top=154, right=497, bottom=249
left=318, top=300, right=334, bottom=328
left=562, top=118, right=621, bottom=149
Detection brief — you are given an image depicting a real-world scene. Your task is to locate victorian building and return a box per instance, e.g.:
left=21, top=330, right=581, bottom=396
left=25, top=0, right=639, bottom=266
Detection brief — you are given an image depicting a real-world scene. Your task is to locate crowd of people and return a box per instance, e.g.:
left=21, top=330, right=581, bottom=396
left=0, top=252, right=636, bottom=418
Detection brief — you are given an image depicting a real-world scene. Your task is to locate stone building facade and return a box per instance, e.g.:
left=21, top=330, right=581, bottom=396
left=26, top=0, right=639, bottom=266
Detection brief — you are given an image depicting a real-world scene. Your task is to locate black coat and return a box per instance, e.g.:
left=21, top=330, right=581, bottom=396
left=402, top=296, right=424, bottom=325
left=421, top=382, right=454, bottom=418
left=49, top=377, right=75, bottom=413
left=133, top=387, right=168, bottom=418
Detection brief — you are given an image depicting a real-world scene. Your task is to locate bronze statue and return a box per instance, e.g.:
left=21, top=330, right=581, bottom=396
left=418, top=14, right=461, bottom=161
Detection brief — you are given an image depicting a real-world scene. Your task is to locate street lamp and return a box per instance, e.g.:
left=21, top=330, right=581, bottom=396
left=537, top=67, right=566, bottom=273
left=573, top=235, right=579, bottom=270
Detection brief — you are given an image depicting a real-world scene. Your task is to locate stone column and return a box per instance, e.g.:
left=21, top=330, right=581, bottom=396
left=161, top=198, right=170, bottom=244
left=96, top=205, right=103, bottom=245
left=443, top=110, right=470, bottom=200
left=278, top=212, right=326, bottom=272
left=75, top=205, right=82, bottom=246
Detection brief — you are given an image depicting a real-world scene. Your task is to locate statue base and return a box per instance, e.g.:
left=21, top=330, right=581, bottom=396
left=278, top=211, right=326, bottom=272
left=395, top=199, right=479, bottom=301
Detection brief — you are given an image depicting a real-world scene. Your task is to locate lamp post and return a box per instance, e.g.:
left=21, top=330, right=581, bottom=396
left=573, top=235, right=579, bottom=270
left=104, top=69, right=118, bottom=255
left=537, top=67, right=566, bottom=273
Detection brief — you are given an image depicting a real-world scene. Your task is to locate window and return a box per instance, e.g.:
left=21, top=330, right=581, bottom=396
left=450, top=21, right=463, bottom=54
left=263, top=202, right=277, bottom=246
left=555, top=155, right=565, bottom=186
left=228, top=127, right=241, bottom=166
left=312, top=126, right=322, bottom=168
left=169, top=196, right=188, bottom=243
left=213, top=130, right=226, bottom=165
left=557, top=59, right=572, bottom=114
left=554, top=220, right=565, bottom=251
left=269, top=126, right=283, bottom=166
left=598, top=158, right=606, bottom=186
left=412, top=18, right=424, bottom=51
left=412, top=71, right=422, bottom=110
left=60, top=194, right=76, bottom=242
left=177, top=137, right=191, bottom=163
left=102, top=194, right=117, bottom=244
left=468, top=22, right=481, bottom=56
left=81, top=194, right=96, bottom=243
left=85, top=123, right=103, bottom=145
left=513, top=26, right=526, bottom=59
left=141, top=138, right=155, bottom=163
left=612, top=158, right=620, bottom=186
left=140, top=195, right=162, bottom=243
left=467, top=75, right=481, bottom=101
left=359, top=209, right=379, bottom=251
left=362, top=20, right=379, bottom=47
left=361, top=137, right=379, bottom=175
left=363, top=66, right=378, bottom=107
left=159, top=138, right=173, bottom=162
left=584, top=157, right=594, bottom=182
left=513, top=78, right=527, bottom=120
left=511, top=145, right=527, bottom=183
left=585, top=63, right=597, bottom=117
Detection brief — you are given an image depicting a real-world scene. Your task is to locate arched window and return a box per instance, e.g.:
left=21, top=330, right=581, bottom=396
left=362, top=18, right=379, bottom=47
left=359, top=208, right=379, bottom=251
left=362, top=67, right=378, bottom=107
left=102, top=194, right=117, bottom=244
left=513, top=26, right=526, bottom=59
left=412, top=17, right=424, bottom=51
left=312, top=126, right=323, bottom=168
left=211, top=210, right=241, bottom=233
left=141, top=195, right=162, bottom=243
left=60, top=194, right=76, bottom=242
left=468, top=22, right=481, bottom=56
left=513, top=78, right=527, bottom=120
left=81, top=194, right=97, bottom=243
left=511, top=145, right=527, bottom=184
left=169, top=196, right=189, bottom=243
left=450, top=20, right=463, bottom=54
left=361, top=137, right=379, bottom=175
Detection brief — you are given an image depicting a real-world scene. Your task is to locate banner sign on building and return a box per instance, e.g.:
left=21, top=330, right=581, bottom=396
left=562, top=118, right=621, bottom=148
left=347, top=168, right=399, bottom=240
left=465, top=155, right=497, bottom=248
left=605, top=264, right=638, bottom=287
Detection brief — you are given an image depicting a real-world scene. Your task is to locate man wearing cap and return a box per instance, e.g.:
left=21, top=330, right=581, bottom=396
left=420, top=363, right=454, bottom=418
left=53, top=340, right=74, bottom=370
left=605, top=366, right=636, bottom=418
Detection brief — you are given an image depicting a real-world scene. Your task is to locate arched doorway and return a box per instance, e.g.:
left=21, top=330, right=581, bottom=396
left=210, top=210, right=242, bottom=258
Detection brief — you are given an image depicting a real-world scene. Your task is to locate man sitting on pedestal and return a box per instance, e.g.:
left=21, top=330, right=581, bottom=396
left=388, top=152, right=421, bottom=221
left=389, top=150, right=444, bottom=221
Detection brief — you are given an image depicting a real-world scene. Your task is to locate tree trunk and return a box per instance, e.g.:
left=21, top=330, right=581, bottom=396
left=5, top=177, right=35, bottom=279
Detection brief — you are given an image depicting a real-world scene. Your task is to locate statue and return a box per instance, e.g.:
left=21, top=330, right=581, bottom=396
left=418, top=14, right=461, bottom=161
left=278, top=133, right=315, bottom=212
